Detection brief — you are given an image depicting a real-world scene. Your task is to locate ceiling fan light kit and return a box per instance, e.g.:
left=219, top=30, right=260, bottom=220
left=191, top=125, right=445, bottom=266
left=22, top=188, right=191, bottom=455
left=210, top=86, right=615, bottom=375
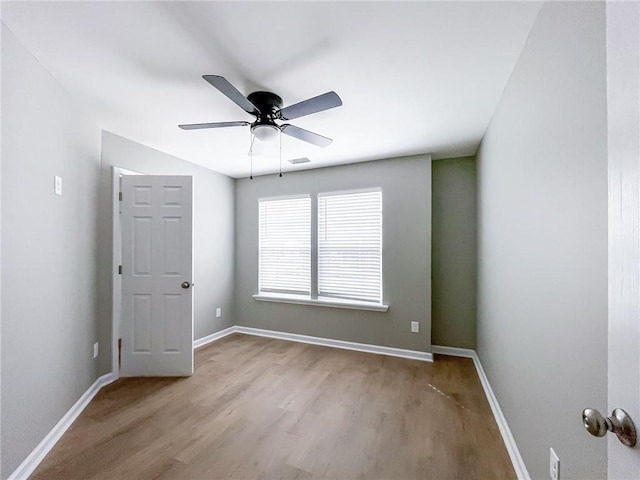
left=251, top=123, right=280, bottom=142
left=179, top=75, right=342, bottom=150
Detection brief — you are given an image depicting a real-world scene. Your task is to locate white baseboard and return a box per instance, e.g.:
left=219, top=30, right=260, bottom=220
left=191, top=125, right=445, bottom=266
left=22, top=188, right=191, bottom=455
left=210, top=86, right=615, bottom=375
left=432, top=345, right=530, bottom=480
left=235, top=326, right=433, bottom=362
left=8, top=373, right=116, bottom=480
left=193, top=326, right=236, bottom=349
left=431, top=344, right=476, bottom=358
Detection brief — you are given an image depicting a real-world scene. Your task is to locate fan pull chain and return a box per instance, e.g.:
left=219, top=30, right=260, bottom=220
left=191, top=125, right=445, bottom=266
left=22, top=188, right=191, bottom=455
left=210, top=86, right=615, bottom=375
left=279, top=129, right=283, bottom=178
left=249, top=132, right=255, bottom=180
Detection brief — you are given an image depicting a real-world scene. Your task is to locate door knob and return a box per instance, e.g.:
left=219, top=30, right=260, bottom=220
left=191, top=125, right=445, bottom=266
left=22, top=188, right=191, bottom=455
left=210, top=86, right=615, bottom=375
left=582, top=408, right=637, bottom=447
left=181, top=281, right=191, bottom=289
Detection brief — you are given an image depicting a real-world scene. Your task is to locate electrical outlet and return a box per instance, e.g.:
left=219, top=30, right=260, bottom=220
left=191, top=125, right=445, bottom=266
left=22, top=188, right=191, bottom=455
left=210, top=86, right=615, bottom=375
left=550, top=448, right=560, bottom=480
left=93, top=342, right=99, bottom=359
left=216, top=307, right=222, bottom=318
left=411, top=321, right=419, bottom=333
left=54, top=175, right=63, bottom=195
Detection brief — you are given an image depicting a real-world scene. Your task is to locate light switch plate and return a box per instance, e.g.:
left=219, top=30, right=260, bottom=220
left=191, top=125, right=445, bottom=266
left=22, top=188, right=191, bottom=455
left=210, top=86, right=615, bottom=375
left=54, top=176, right=62, bottom=195
left=93, top=342, right=99, bottom=359
left=216, top=307, right=222, bottom=318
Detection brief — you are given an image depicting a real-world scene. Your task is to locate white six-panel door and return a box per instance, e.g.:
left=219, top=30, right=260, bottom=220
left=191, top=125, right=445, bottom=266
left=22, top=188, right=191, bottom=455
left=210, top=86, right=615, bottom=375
left=120, top=175, right=194, bottom=376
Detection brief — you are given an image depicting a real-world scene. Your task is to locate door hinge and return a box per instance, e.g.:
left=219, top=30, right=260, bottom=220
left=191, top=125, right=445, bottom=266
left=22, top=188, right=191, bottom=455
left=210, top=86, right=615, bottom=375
left=119, top=191, right=122, bottom=201
left=118, top=265, right=122, bottom=275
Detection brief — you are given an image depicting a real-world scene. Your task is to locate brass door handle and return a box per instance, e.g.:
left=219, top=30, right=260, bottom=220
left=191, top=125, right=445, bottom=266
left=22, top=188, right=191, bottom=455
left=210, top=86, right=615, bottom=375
left=582, top=408, right=637, bottom=447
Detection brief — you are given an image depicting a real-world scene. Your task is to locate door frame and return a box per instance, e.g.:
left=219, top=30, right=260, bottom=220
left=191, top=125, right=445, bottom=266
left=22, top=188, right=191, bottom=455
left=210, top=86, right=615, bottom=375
left=110, top=166, right=142, bottom=379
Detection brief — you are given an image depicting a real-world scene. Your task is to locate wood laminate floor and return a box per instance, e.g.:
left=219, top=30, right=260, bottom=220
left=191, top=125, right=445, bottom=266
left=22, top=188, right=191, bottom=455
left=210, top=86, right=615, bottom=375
left=31, top=334, right=515, bottom=479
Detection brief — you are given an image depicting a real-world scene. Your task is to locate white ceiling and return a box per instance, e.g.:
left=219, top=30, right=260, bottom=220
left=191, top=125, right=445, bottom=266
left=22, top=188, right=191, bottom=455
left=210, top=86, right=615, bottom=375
left=1, top=1, right=542, bottom=178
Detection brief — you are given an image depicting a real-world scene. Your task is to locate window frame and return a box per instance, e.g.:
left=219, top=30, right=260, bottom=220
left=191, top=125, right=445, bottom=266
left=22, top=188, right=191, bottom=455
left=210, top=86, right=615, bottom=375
left=255, top=188, right=388, bottom=312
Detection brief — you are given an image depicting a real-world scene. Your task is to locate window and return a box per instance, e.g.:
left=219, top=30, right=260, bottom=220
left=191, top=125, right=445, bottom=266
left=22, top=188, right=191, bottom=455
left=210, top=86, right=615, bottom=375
left=258, top=196, right=311, bottom=295
left=318, top=190, right=382, bottom=303
left=257, top=189, right=384, bottom=309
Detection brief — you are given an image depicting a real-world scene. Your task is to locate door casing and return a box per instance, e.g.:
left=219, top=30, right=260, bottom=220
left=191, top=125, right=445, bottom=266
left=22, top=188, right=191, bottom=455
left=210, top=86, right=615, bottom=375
left=110, top=166, right=141, bottom=379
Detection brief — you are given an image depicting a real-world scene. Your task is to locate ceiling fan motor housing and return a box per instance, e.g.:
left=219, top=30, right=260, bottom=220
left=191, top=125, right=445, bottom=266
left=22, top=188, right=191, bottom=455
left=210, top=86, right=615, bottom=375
left=248, top=91, right=282, bottom=118
left=248, top=91, right=283, bottom=140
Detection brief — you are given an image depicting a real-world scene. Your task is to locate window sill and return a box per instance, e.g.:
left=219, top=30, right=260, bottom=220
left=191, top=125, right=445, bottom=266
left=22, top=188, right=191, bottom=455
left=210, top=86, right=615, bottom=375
left=252, top=293, right=389, bottom=312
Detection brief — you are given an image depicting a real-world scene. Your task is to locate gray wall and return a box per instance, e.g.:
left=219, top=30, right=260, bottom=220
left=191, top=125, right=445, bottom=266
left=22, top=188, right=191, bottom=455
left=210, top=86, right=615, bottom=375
left=1, top=25, right=102, bottom=479
left=431, top=156, right=476, bottom=349
left=234, top=155, right=432, bottom=352
left=97, top=132, right=235, bottom=374
left=476, top=2, right=608, bottom=479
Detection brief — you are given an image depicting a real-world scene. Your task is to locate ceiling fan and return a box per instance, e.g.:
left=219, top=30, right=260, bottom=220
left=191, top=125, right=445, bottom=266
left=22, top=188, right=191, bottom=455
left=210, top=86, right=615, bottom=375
left=179, top=75, right=342, bottom=147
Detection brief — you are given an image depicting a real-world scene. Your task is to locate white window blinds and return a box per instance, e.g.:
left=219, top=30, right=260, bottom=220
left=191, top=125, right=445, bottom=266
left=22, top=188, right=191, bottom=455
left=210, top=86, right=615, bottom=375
left=258, top=196, right=311, bottom=295
left=318, top=190, right=382, bottom=303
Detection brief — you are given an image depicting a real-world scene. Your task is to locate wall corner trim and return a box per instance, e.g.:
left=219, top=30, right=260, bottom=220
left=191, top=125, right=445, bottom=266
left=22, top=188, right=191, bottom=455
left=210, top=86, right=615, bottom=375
left=432, top=345, right=530, bottom=480
left=193, top=326, right=237, bottom=349
left=8, top=373, right=116, bottom=480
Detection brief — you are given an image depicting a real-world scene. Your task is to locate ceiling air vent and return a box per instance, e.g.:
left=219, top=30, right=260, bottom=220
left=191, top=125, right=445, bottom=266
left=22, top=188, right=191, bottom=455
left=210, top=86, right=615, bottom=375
left=288, top=157, right=311, bottom=165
